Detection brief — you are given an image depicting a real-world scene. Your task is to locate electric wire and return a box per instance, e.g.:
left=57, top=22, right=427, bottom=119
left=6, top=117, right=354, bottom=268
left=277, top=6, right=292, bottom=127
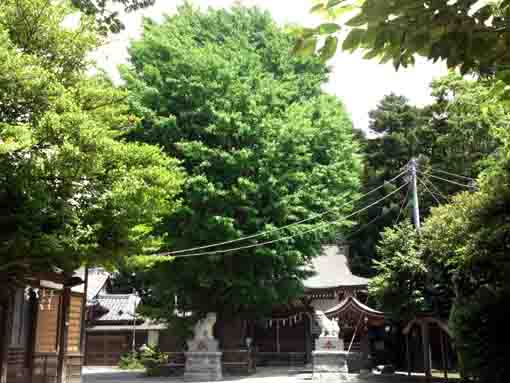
left=159, top=181, right=410, bottom=259
left=418, top=176, right=442, bottom=205
left=418, top=171, right=478, bottom=190
left=344, top=210, right=390, bottom=241
left=421, top=176, right=450, bottom=203
left=394, top=182, right=410, bottom=225
left=429, top=167, right=476, bottom=182
left=163, top=170, right=408, bottom=255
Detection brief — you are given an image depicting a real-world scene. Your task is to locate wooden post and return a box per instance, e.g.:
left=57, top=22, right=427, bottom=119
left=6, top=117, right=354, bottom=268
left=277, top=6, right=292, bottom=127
left=275, top=321, right=280, bottom=354
left=440, top=329, right=448, bottom=380
left=26, top=289, right=39, bottom=383
left=405, top=333, right=411, bottom=376
left=421, top=322, right=431, bottom=382
left=57, top=287, right=71, bottom=383
left=0, top=298, right=12, bottom=383
left=80, top=266, right=89, bottom=362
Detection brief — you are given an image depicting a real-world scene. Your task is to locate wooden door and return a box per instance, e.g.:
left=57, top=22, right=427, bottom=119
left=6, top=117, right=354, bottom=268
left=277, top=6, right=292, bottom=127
left=86, top=333, right=130, bottom=366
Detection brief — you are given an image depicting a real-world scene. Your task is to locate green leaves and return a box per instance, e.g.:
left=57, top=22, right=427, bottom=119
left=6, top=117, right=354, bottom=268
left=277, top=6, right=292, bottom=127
left=319, top=36, right=339, bottom=61
left=0, top=0, right=184, bottom=281
left=369, top=222, right=429, bottom=321
left=302, top=0, right=510, bottom=80
left=342, top=28, right=365, bottom=51
left=317, top=22, right=341, bottom=34
left=121, top=6, right=362, bottom=320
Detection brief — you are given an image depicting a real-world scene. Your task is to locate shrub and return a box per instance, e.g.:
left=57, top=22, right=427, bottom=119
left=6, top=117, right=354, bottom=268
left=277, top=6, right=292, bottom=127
left=139, top=346, right=169, bottom=377
left=118, top=352, right=144, bottom=370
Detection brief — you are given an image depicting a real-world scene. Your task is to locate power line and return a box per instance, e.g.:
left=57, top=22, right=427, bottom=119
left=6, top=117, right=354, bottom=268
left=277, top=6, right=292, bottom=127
left=160, top=181, right=409, bottom=259
left=163, top=170, right=408, bottom=256
left=421, top=176, right=450, bottom=203
left=418, top=171, right=478, bottom=190
left=344, top=207, right=393, bottom=241
left=429, top=167, right=476, bottom=182
left=418, top=176, right=441, bottom=205
left=394, top=182, right=410, bottom=225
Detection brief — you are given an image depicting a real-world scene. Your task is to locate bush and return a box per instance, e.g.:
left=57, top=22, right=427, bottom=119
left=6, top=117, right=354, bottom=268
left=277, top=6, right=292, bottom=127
left=451, top=287, right=510, bottom=383
left=139, top=346, right=169, bottom=377
left=118, top=352, right=144, bottom=370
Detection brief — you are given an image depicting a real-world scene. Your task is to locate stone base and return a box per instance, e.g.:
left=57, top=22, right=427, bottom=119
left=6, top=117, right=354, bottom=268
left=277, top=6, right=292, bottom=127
left=187, top=338, right=219, bottom=352
left=313, top=350, right=348, bottom=373
left=312, top=372, right=357, bottom=382
left=184, top=351, right=222, bottom=382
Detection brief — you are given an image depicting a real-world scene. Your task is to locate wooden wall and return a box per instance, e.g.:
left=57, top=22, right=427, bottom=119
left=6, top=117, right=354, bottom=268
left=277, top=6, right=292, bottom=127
left=2, top=287, right=85, bottom=383
left=35, top=292, right=60, bottom=353
left=32, top=353, right=57, bottom=383
left=6, top=347, right=28, bottom=383
left=66, top=295, right=82, bottom=354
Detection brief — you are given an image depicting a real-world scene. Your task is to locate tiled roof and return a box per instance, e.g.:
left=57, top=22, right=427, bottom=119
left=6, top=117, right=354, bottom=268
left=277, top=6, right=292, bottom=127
left=325, top=295, right=384, bottom=319
left=92, top=294, right=139, bottom=322
left=86, top=269, right=110, bottom=301
left=87, top=320, right=166, bottom=332
left=303, top=245, right=370, bottom=289
left=75, top=267, right=110, bottom=301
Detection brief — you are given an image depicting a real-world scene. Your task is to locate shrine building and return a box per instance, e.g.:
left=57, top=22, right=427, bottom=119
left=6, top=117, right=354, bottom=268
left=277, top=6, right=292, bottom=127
left=225, top=245, right=386, bottom=368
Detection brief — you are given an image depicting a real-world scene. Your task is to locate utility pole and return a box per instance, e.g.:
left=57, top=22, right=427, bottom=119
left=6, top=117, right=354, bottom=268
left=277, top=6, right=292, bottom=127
left=410, top=159, right=431, bottom=381
left=410, top=158, right=421, bottom=233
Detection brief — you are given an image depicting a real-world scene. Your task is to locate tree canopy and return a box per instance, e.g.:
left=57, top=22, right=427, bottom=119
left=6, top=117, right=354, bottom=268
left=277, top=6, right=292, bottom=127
left=366, top=79, right=510, bottom=380
left=0, top=0, right=184, bottom=283
left=120, top=5, right=363, bottom=323
left=347, top=73, right=499, bottom=276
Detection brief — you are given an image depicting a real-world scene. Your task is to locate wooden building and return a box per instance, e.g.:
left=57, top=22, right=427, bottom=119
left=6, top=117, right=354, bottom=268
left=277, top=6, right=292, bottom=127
left=84, top=269, right=171, bottom=366
left=0, top=272, right=85, bottom=383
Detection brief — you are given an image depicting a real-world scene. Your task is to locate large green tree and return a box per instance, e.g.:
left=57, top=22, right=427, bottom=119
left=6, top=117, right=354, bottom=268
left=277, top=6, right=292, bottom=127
left=120, top=5, right=362, bottom=324
left=0, top=0, right=184, bottom=283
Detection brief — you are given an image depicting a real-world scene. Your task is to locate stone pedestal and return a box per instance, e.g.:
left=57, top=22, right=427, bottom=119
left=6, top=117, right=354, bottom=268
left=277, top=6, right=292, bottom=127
left=184, top=351, right=222, bottom=382
left=313, top=349, right=350, bottom=382
left=313, top=350, right=348, bottom=373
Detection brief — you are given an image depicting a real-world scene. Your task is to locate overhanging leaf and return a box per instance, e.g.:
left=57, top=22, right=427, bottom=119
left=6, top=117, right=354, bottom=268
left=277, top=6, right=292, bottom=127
left=301, top=37, right=318, bottom=56
left=310, top=2, right=326, bottom=13
left=342, top=28, right=365, bottom=51
left=317, top=22, right=341, bottom=34
left=319, top=35, right=339, bottom=61
left=326, top=0, right=345, bottom=8
left=292, top=37, right=305, bottom=55
left=345, top=12, right=367, bottom=27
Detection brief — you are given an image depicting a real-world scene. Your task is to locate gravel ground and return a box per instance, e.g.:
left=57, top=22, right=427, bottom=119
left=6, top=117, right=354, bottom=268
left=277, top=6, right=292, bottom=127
left=82, top=366, right=451, bottom=383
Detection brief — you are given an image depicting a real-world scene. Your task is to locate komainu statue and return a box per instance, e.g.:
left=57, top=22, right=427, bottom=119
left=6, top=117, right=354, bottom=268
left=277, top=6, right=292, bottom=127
left=193, top=312, right=216, bottom=340
left=315, top=310, right=339, bottom=337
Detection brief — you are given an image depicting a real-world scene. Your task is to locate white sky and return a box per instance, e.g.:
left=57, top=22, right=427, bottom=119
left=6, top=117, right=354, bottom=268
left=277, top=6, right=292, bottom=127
left=93, top=0, right=447, bottom=132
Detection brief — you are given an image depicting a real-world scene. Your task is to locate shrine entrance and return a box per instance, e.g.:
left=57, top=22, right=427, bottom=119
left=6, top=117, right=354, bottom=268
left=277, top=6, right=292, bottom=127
left=403, top=316, right=457, bottom=380
left=325, top=295, right=385, bottom=370
left=253, top=312, right=310, bottom=367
